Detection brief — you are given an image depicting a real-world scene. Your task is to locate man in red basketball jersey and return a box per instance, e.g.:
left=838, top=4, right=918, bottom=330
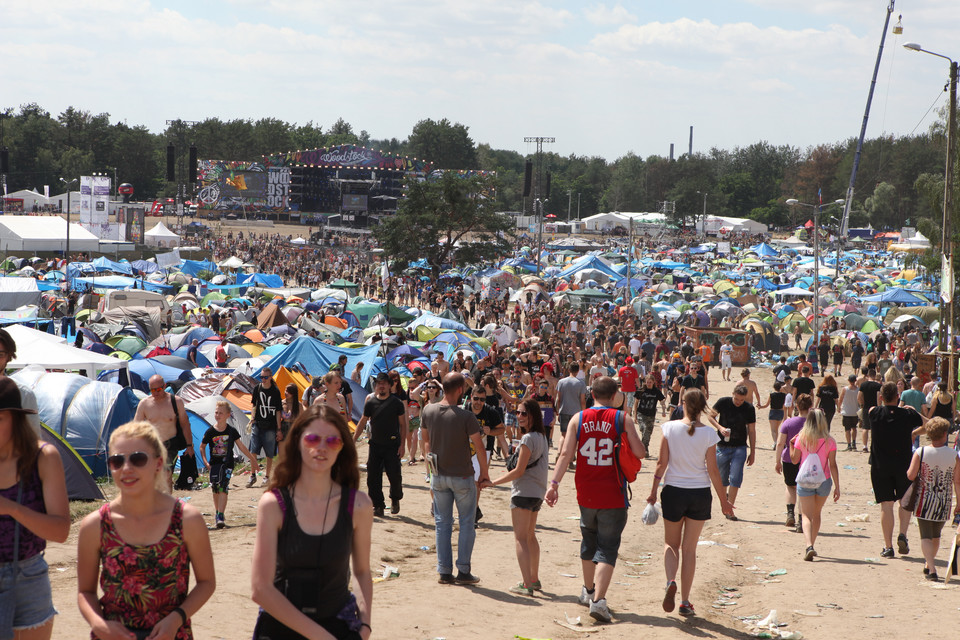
left=545, top=376, right=646, bottom=623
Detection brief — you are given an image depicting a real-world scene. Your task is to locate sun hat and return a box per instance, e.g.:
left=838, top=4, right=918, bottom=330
left=0, top=378, right=37, bottom=414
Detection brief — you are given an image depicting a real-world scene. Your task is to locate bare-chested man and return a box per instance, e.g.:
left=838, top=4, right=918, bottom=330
left=134, top=374, right=194, bottom=491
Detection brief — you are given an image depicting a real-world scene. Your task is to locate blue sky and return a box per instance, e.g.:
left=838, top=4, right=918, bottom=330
left=1, top=1, right=957, bottom=161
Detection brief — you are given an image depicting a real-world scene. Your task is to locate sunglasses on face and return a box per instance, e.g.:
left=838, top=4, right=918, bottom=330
left=303, top=433, right=343, bottom=449
left=108, top=451, right=151, bottom=471
left=472, top=397, right=486, bottom=402
left=149, top=386, right=164, bottom=392
left=516, top=410, right=529, bottom=416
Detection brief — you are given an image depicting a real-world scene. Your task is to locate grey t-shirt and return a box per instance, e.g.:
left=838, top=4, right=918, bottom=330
left=422, top=403, right=480, bottom=478
left=556, top=376, right=586, bottom=415
left=512, top=431, right=548, bottom=499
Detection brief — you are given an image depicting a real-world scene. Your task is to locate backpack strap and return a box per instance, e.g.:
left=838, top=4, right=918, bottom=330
left=611, top=409, right=631, bottom=506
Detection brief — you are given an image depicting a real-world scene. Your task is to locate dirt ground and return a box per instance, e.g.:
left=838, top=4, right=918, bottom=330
left=44, top=363, right=959, bottom=639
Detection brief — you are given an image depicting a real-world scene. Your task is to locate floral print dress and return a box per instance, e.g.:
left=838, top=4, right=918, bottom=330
left=95, top=500, right=192, bottom=639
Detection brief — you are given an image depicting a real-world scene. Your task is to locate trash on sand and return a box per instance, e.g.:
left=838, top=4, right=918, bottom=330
left=419, top=546, right=430, bottom=551
left=746, top=565, right=762, bottom=572
left=835, top=522, right=847, bottom=527
left=767, top=569, right=787, bottom=577
left=843, top=465, right=857, bottom=470
left=756, top=610, right=778, bottom=627
left=558, top=573, right=577, bottom=578
left=793, top=610, right=821, bottom=617
left=867, top=615, right=884, bottom=618
left=816, top=603, right=842, bottom=610
left=373, top=565, right=400, bottom=582
left=564, top=613, right=581, bottom=626
left=698, top=540, right=740, bottom=549
left=553, top=618, right=599, bottom=633
left=845, top=513, right=870, bottom=522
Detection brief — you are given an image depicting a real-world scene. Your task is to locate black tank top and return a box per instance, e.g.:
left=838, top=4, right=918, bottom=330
left=933, top=397, right=953, bottom=421
left=270, top=485, right=354, bottom=622
left=769, top=392, right=786, bottom=411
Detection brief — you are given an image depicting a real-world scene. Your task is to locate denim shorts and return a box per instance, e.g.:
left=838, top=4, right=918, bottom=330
left=797, top=477, right=833, bottom=498
left=510, top=496, right=543, bottom=512
left=716, top=445, right=748, bottom=488
left=768, top=409, right=785, bottom=421
left=0, top=553, right=57, bottom=632
left=579, top=506, right=628, bottom=567
left=249, top=427, right=278, bottom=457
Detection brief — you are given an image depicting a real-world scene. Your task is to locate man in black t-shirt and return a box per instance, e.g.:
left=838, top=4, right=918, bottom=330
left=858, top=369, right=882, bottom=452
left=355, top=372, right=407, bottom=517
left=634, top=375, right=664, bottom=452
left=791, top=370, right=816, bottom=399
left=248, top=367, right=283, bottom=487
left=681, top=361, right=709, bottom=401
left=712, top=385, right=757, bottom=519
left=868, top=382, right=925, bottom=558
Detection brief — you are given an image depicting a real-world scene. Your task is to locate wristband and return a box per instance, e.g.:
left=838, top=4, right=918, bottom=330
left=361, top=622, right=371, bottom=631
left=653, top=474, right=662, bottom=480
left=550, top=480, right=559, bottom=486
left=172, top=607, right=187, bottom=626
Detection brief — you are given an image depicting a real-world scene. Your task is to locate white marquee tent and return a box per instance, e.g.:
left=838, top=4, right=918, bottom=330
left=582, top=212, right=668, bottom=232
left=6, top=324, right=129, bottom=380
left=144, top=222, right=181, bottom=248
left=699, top=215, right=768, bottom=236
left=0, top=216, right=99, bottom=253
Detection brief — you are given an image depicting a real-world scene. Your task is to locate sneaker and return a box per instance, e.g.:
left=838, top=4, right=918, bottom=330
left=455, top=572, right=481, bottom=585
left=509, top=582, right=534, bottom=596
left=662, top=580, right=677, bottom=612
left=804, top=546, right=815, bottom=561
left=215, top=515, right=225, bottom=529
left=373, top=507, right=385, bottom=518
left=785, top=513, right=796, bottom=528
left=923, top=567, right=930, bottom=575
left=678, top=602, right=696, bottom=617
left=926, top=571, right=940, bottom=582
left=579, top=585, right=594, bottom=606
left=438, top=573, right=456, bottom=585
left=863, top=446, right=870, bottom=452
left=391, top=500, right=400, bottom=515
left=531, top=580, right=542, bottom=592
left=589, top=598, right=612, bottom=623
left=246, top=474, right=257, bottom=488
left=880, top=547, right=895, bottom=558
left=795, top=520, right=803, bottom=534
left=261, top=476, right=269, bottom=487
left=897, top=533, right=909, bottom=555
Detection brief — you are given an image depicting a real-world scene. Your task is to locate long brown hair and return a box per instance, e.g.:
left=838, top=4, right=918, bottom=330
left=682, top=388, right=707, bottom=435
left=518, top=398, right=546, bottom=436
left=269, top=404, right=359, bottom=490
left=8, top=410, right=39, bottom=482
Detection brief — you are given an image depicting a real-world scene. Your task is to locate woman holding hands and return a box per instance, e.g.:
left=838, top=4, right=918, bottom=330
left=788, top=408, right=840, bottom=561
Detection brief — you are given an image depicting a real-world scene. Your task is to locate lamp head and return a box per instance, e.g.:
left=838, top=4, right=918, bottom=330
left=834, top=199, right=845, bottom=205
left=903, top=42, right=922, bottom=51
left=785, top=199, right=799, bottom=205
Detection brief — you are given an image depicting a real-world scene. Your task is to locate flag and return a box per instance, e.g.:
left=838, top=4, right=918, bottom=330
left=818, top=187, right=822, bottom=206
left=942, top=254, right=953, bottom=304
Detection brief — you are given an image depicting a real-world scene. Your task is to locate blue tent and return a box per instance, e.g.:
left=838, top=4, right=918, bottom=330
left=130, top=260, right=161, bottom=275
left=253, top=336, right=381, bottom=386
left=99, top=358, right=194, bottom=393
left=614, top=277, right=647, bottom=290
left=750, top=242, right=779, bottom=257
left=72, top=275, right=172, bottom=294
left=860, top=288, right=928, bottom=305
left=13, top=369, right=140, bottom=476
left=238, top=273, right=284, bottom=288
left=92, top=256, right=133, bottom=275
left=178, top=259, right=219, bottom=278
left=407, top=314, right=470, bottom=332
left=555, top=255, right=623, bottom=281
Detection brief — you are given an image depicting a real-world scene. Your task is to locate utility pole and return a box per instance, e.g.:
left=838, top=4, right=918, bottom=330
left=566, top=190, right=572, bottom=223
left=524, top=136, right=554, bottom=276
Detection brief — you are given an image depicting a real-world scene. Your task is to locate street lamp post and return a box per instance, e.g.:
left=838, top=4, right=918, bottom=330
left=786, top=197, right=845, bottom=346
left=696, top=191, right=708, bottom=237
left=60, top=177, right=79, bottom=284
left=904, top=42, right=958, bottom=390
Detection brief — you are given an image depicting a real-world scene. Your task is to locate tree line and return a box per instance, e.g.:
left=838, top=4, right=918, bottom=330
left=0, top=103, right=954, bottom=235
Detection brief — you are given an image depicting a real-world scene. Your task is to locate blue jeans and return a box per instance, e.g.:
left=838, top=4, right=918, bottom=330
left=431, top=474, right=477, bottom=575
left=716, top=445, right=748, bottom=488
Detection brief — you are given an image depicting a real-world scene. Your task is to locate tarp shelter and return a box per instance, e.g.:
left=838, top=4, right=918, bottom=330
left=239, top=273, right=284, bottom=288
left=253, top=336, right=381, bottom=387
left=40, top=424, right=104, bottom=500
left=346, top=302, right=415, bottom=328
left=13, top=369, right=140, bottom=476
left=0, top=277, right=41, bottom=309
left=555, top=255, right=623, bottom=282
left=0, top=216, right=99, bottom=252
left=700, top=216, right=768, bottom=235
left=861, top=288, right=928, bottom=305
left=6, top=324, right=130, bottom=380
left=144, top=221, right=181, bottom=248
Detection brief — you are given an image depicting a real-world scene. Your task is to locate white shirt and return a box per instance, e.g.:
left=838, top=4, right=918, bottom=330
left=662, top=420, right=720, bottom=489
left=628, top=338, right=642, bottom=356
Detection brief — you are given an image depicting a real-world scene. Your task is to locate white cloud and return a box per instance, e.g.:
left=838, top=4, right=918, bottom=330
left=584, top=3, right=637, bottom=26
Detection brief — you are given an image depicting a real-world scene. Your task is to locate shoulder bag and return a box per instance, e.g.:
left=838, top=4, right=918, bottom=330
left=900, top=447, right=924, bottom=513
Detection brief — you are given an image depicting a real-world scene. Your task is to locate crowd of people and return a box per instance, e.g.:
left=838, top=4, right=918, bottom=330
left=4, top=231, right=960, bottom=637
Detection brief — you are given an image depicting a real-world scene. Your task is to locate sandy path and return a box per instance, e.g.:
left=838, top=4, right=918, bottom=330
left=46, top=364, right=957, bottom=639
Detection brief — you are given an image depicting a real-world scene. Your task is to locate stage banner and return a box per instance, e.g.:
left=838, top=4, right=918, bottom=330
left=79, top=176, right=93, bottom=225
left=92, top=176, right=111, bottom=225
left=942, top=254, right=953, bottom=304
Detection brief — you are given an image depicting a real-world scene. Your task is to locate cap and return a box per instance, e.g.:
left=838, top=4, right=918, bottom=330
left=375, top=372, right=391, bottom=383
left=0, top=378, right=36, bottom=414
left=625, top=357, right=634, bottom=364
left=672, top=353, right=681, bottom=359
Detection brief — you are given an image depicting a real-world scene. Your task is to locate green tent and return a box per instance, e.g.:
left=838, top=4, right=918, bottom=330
left=346, top=302, right=415, bottom=328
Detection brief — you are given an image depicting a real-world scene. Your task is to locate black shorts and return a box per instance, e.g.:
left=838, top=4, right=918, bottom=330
left=861, top=409, right=873, bottom=431
left=163, top=438, right=180, bottom=470
left=210, top=462, right=233, bottom=493
left=918, top=518, right=947, bottom=540
left=842, top=415, right=859, bottom=431
left=782, top=461, right=800, bottom=487
left=660, top=485, right=712, bottom=522
left=511, top=496, right=543, bottom=512
left=870, top=468, right=910, bottom=504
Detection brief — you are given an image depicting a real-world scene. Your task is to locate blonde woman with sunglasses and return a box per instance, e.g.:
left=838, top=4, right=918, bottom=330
left=78, top=421, right=215, bottom=640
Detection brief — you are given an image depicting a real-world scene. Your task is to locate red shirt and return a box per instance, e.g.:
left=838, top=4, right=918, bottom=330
left=618, top=366, right=639, bottom=393
left=575, top=407, right=626, bottom=509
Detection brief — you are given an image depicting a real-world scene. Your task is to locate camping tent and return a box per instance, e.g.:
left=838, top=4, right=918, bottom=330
left=13, top=369, right=141, bottom=475
left=0, top=277, right=41, bottom=310
left=40, top=424, right=104, bottom=500
left=144, top=222, right=181, bottom=248
left=253, top=336, right=381, bottom=386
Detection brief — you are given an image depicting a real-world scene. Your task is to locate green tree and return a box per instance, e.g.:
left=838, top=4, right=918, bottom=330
left=407, top=118, right=477, bottom=170
left=374, top=172, right=513, bottom=278
left=864, top=181, right=899, bottom=228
